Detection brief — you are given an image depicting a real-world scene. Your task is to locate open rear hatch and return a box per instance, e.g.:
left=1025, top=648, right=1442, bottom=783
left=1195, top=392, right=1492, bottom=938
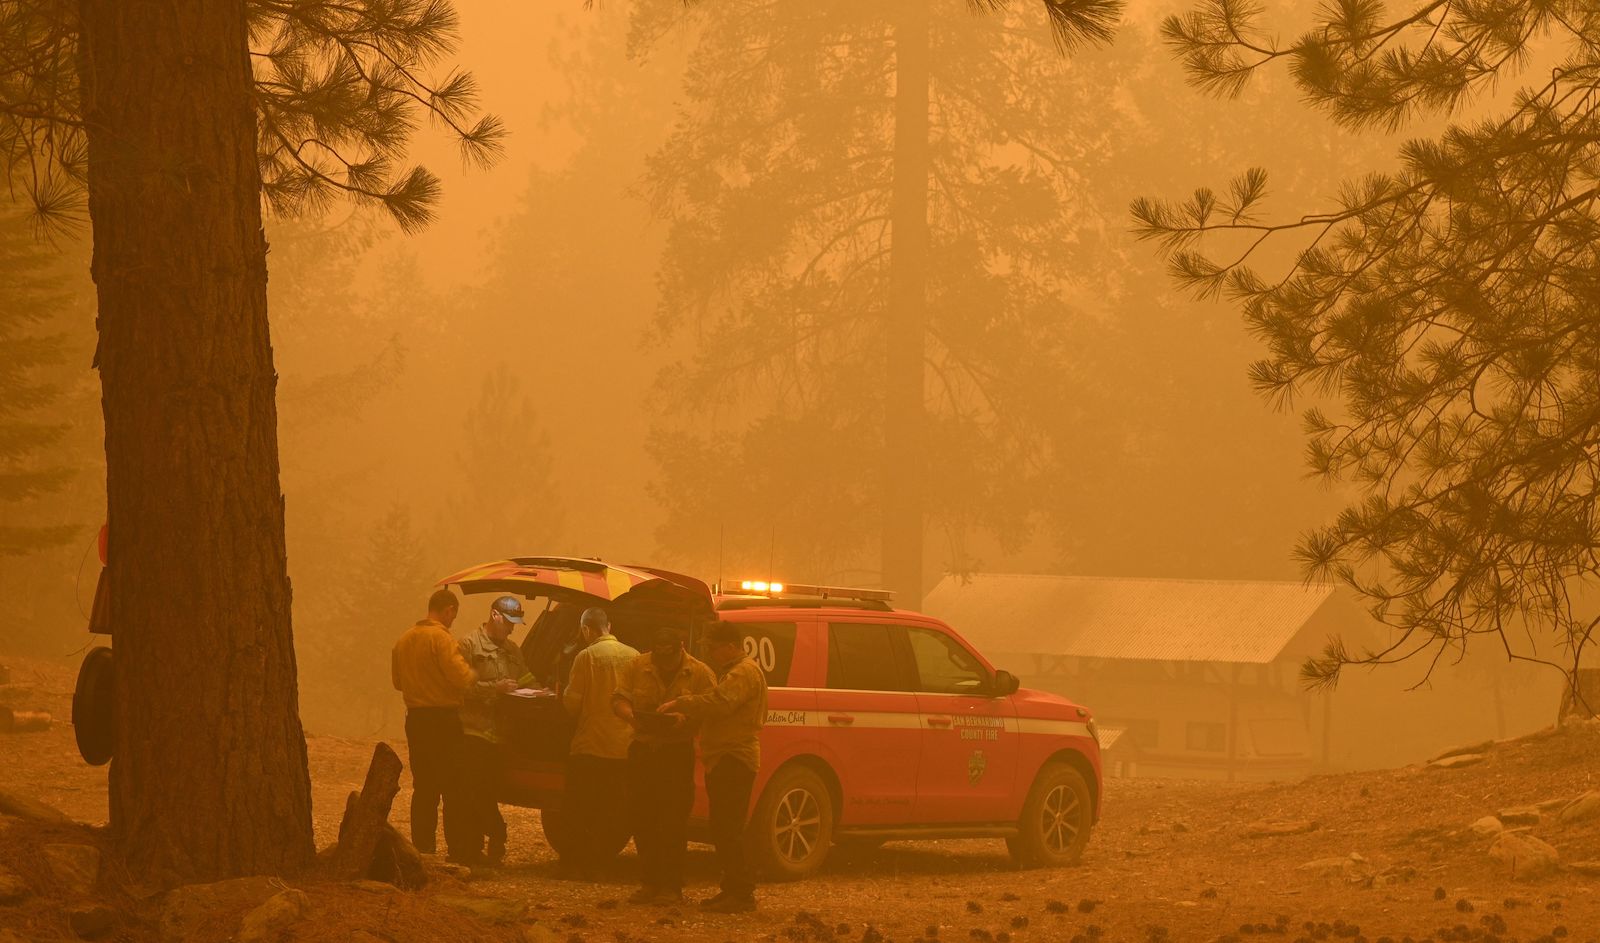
left=435, top=555, right=715, bottom=683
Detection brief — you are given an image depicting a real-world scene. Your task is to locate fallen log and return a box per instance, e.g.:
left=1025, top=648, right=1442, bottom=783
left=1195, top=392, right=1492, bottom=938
left=0, top=708, right=52, bottom=733
left=329, top=742, right=403, bottom=881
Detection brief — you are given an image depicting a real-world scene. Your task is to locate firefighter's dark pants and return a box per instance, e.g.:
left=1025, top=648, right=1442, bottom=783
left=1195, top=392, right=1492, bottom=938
left=706, top=756, right=757, bottom=899
left=404, top=707, right=467, bottom=857
left=459, top=733, right=507, bottom=860
left=627, top=740, right=696, bottom=890
left=562, top=752, right=628, bottom=868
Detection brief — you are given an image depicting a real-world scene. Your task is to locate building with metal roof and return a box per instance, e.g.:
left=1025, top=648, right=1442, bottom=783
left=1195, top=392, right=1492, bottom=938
left=923, top=572, right=1558, bottom=781
left=924, top=573, right=1346, bottom=782
left=923, top=573, right=1335, bottom=665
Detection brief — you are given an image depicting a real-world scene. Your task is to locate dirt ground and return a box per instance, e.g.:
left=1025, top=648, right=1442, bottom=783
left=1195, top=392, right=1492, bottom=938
left=2, top=652, right=1598, bottom=943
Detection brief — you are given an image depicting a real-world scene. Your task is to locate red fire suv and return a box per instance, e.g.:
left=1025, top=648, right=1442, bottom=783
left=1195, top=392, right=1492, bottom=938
left=435, top=557, right=1102, bottom=879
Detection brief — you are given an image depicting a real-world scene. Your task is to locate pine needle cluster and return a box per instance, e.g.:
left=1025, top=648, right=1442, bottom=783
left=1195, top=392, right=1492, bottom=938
left=1136, top=0, right=1600, bottom=707
left=0, top=0, right=502, bottom=234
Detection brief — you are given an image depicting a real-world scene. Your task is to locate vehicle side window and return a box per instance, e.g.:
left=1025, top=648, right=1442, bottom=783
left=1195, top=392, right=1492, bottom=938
left=826, top=623, right=911, bottom=691
left=905, top=627, right=987, bottom=695
left=737, top=621, right=797, bottom=686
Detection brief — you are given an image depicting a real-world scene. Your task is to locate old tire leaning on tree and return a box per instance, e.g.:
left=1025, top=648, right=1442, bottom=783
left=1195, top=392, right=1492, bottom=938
left=72, top=646, right=115, bottom=766
left=540, top=807, right=630, bottom=861
left=747, top=764, right=834, bottom=881
left=1007, top=762, right=1093, bottom=868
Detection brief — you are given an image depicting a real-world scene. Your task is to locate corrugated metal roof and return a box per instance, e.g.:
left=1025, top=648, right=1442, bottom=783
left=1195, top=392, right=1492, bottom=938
left=922, top=573, right=1336, bottom=665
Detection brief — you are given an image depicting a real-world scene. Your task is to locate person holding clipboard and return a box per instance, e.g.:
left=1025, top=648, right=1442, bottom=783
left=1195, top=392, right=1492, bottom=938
left=660, top=621, right=768, bottom=914
left=611, top=627, right=714, bottom=904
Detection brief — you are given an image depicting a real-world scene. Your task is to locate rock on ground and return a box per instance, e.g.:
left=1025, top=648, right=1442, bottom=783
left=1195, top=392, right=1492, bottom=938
left=41, top=843, right=100, bottom=896
left=1498, top=806, right=1541, bottom=826
left=1428, top=753, right=1487, bottom=769
left=237, top=889, right=309, bottom=943
left=159, top=876, right=283, bottom=943
left=1244, top=820, right=1319, bottom=838
left=1429, top=740, right=1494, bottom=763
left=1488, top=832, right=1560, bottom=881
left=1469, top=816, right=1503, bottom=838
left=0, top=866, right=30, bottom=904
left=519, top=926, right=562, bottom=943
left=1559, top=791, right=1600, bottom=824
left=1295, top=853, right=1373, bottom=883
left=69, top=904, right=120, bottom=939
left=0, top=789, right=71, bottom=824
left=437, top=894, right=531, bottom=925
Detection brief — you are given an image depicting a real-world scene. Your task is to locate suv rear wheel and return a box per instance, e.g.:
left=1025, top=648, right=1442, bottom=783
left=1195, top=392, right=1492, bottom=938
left=541, top=808, right=630, bottom=861
left=1007, top=762, right=1092, bottom=868
left=747, top=765, right=834, bottom=880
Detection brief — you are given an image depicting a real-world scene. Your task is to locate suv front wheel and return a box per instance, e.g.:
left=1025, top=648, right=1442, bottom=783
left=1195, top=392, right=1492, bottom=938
left=1007, top=762, right=1093, bottom=868
left=747, top=764, right=834, bottom=880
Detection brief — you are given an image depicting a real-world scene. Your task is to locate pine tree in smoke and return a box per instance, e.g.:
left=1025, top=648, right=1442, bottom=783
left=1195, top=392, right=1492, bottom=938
left=634, top=0, right=1124, bottom=601
left=1135, top=0, right=1600, bottom=714
left=452, top=363, right=564, bottom=563
left=301, top=503, right=434, bottom=736
left=0, top=206, right=84, bottom=557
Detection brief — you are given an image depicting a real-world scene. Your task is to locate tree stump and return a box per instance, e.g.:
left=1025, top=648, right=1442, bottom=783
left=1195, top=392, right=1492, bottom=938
left=369, top=826, right=427, bottom=889
left=329, top=743, right=403, bottom=880
left=1560, top=668, right=1600, bottom=722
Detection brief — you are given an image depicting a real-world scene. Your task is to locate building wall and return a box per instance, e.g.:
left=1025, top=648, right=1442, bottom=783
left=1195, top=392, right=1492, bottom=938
left=997, top=646, right=1561, bottom=779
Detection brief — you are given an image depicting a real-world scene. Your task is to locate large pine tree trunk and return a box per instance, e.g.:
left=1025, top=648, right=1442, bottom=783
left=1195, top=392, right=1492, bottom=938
left=77, top=0, right=315, bottom=881
left=883, top=0, right=931, bottom=607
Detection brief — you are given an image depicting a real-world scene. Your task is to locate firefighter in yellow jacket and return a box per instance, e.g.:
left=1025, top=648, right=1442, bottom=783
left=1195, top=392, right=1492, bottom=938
left=391, top=588, right=476, bottom=861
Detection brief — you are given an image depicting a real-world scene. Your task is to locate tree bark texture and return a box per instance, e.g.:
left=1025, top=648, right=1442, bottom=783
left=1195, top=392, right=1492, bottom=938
left=883, top=0, right=931, bottom=608
left=77, top=0, right=315, bottom=880
left=1560, top=668, right=1600, bottom=722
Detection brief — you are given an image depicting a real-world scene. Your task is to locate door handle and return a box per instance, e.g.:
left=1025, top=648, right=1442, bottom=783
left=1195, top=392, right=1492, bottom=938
left=926, top=716, right=952, bottom=728
left=827, top=714, right=855, bottom=726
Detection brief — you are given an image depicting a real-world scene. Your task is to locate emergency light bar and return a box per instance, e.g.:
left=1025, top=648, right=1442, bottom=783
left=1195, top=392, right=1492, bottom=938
left=716, top=579, right=895, bottom=603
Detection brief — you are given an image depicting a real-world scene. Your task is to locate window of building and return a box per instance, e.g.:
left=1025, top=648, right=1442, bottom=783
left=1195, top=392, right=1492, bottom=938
left=1185, top=721, right=1228, bottom=753
left=1248, top=718, right=1310, bottom=758
left=1122, top=718, right=1160, bottom=750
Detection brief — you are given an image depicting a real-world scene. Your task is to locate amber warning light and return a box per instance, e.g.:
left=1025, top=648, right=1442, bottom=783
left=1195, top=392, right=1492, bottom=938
left=716, top=580, right=895, bottom=603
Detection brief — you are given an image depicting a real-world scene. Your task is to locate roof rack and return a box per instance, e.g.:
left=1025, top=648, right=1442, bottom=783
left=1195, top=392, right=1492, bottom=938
left=715, top=596, right=892, bottom=612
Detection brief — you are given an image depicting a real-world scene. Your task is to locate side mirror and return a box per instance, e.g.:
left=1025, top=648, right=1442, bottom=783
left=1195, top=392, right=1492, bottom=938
left=992, top=669, right=1021, bottom=697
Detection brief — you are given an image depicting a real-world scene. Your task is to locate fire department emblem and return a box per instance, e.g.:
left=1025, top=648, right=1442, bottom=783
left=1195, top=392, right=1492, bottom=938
left=968, top=750, right=987, bottom=786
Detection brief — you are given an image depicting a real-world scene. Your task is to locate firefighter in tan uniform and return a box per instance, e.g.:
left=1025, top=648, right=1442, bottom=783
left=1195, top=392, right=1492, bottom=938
left=611, top=626, right=715, bottom=904
left=662, top=620, right=768, bottom=913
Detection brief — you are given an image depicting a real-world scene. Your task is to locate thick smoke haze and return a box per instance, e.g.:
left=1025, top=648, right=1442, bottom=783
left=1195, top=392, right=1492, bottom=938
left=1, top=0, right=1565, bottom=752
